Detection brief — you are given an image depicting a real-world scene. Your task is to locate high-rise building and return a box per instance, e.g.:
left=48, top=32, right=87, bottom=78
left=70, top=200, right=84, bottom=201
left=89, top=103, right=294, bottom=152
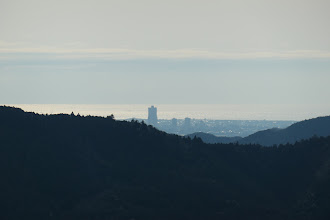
left=171, top=118, right=178, bottom=128
left=148, top=105, right=158, bottom=126
left=183, top=117, right=192, bottom=134
left=184, top=117, right=191, bottom=128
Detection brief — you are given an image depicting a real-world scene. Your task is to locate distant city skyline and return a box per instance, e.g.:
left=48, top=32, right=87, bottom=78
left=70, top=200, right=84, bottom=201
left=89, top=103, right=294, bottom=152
left=5, top=104, right=330, bottom=121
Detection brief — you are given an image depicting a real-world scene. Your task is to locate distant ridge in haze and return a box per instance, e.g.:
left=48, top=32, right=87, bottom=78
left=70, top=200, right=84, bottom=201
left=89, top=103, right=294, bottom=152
left=187, top=116, right=330, bottom=146
left=238, top=116, right=330, bottom=146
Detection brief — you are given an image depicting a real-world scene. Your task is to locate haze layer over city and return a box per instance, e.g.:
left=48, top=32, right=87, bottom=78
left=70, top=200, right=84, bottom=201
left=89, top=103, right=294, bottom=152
left=1, top=0, right=330, bottom=108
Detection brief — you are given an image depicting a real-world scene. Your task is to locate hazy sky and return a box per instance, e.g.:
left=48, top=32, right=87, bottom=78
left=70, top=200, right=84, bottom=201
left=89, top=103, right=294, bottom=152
left=1, top=0, right=330, bottom=104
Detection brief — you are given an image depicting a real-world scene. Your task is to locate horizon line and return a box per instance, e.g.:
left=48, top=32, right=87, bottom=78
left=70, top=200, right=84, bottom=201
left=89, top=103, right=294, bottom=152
left=1, top=47, right=330, bottom=60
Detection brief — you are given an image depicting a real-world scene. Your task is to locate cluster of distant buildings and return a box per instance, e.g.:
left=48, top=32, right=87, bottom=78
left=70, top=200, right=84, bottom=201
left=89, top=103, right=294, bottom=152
left=148, top=105, right=192, bottom=132
left=146, top=105, right=295, bottom=137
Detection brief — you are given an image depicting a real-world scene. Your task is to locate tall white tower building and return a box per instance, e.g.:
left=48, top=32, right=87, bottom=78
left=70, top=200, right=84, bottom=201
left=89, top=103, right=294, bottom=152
left=148, top=106, right=158, bottom=127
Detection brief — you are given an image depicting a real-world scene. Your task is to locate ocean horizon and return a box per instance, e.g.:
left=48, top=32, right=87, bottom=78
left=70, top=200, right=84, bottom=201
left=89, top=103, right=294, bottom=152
left=3, top=104, right=330, bottom=121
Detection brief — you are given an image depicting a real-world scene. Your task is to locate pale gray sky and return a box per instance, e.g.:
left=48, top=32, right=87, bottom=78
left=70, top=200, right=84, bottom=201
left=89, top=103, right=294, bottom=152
left=1, top=0, right=330, bottom=104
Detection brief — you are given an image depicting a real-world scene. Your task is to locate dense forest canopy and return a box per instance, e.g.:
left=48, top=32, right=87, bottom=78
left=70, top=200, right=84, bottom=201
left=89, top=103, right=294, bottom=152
left=1, top=106, right=330, bottom=220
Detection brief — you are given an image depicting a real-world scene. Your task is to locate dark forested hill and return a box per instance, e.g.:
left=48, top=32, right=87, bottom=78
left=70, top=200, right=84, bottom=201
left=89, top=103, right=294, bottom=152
left=239, top=116, right=330, bottom=146
left=186, top=132, right=242, bottom=144
left=1, top=106, right=330, bottom=220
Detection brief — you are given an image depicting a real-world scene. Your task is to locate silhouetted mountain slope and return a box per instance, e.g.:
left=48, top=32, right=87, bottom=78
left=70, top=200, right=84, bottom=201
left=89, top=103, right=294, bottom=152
left=1, top=106, right=330, bottom=220
left=239, top=116, right=330, bottom=146
left=186, top=132, right=242, bottom=144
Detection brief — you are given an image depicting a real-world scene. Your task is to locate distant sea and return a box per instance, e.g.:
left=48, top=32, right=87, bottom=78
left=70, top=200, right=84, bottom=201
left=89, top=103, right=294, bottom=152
left=3, top=104, right=330, bottom=121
